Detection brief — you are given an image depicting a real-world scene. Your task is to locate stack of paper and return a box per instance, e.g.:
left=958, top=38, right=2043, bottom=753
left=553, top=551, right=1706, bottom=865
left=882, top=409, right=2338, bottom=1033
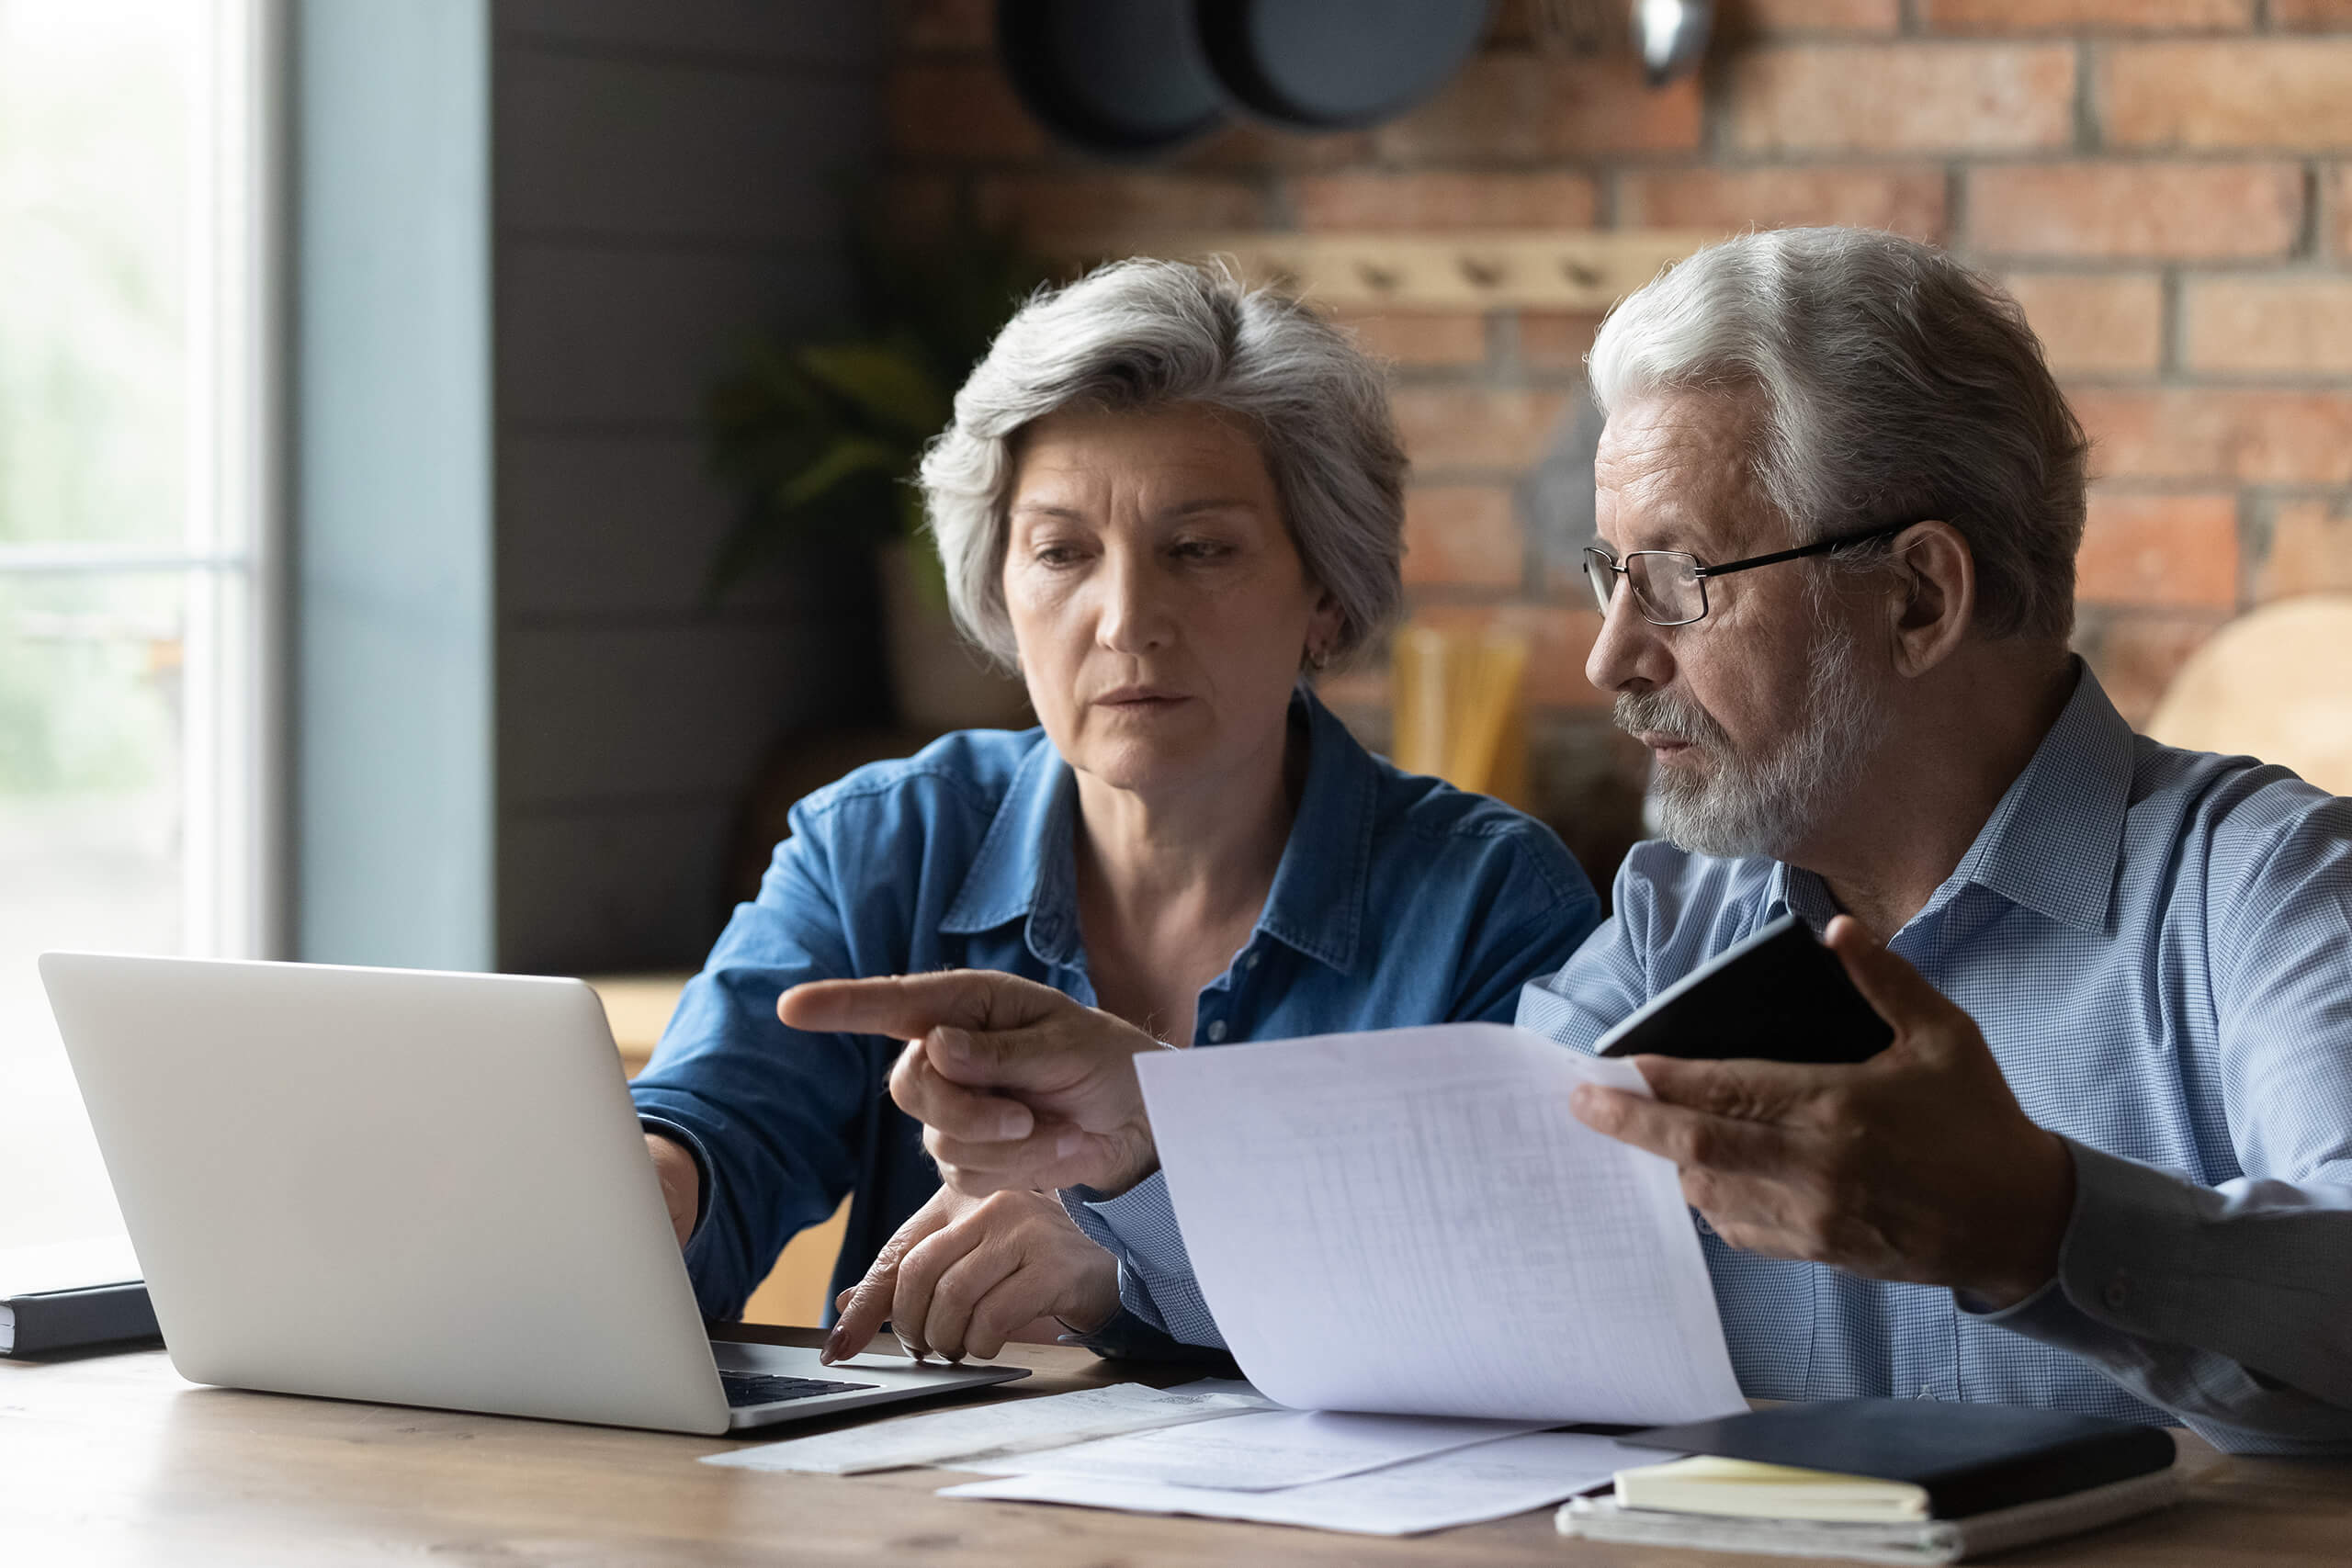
left=946, top=1431, right=1682, bottom=1537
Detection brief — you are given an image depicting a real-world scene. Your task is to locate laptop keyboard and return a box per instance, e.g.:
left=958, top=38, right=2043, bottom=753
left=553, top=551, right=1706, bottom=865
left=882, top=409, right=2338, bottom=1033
left=720, top=1371, right=878, bottom=1408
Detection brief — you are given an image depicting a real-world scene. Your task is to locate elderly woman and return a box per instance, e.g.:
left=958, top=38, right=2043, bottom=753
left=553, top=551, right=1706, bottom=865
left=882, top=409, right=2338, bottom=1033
left=629, top=259, right=1599, bottom=1365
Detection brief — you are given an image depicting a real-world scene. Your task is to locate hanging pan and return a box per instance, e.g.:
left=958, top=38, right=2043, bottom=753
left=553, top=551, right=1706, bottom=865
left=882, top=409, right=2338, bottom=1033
left=1193, top=0, right=1495, bottom=131
left=997, top=0, right=1229, bottom=159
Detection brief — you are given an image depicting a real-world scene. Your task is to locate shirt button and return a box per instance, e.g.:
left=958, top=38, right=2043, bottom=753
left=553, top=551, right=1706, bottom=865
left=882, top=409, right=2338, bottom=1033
left=2103, top=1273, right=2132, bottom=1312
left=1204, top=1020, right=1227, bottom=1043
left=1916, top=1386, right=1935, bottom=1400
left=1244, top=952, right=1261, bottom=970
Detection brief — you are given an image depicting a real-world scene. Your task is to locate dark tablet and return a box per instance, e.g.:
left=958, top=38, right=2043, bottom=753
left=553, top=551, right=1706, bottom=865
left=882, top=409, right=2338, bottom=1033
left=1593, top=914, right=1894, bottom=1066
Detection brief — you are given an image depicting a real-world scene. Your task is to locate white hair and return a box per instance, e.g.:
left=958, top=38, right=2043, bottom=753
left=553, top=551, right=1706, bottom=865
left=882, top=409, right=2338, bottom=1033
left=1589, top=227, right=2088, bottom=640
left=918, top=258, right=1407, bottom=669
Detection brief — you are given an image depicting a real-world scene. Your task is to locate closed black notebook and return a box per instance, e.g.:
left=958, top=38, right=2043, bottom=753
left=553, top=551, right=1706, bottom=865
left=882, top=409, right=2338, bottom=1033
left=1593, top=913, right=1894, bottom=1065
left=1623, top=1399, right=2178, bottom=1520
left=0, top=1280, right=159, bottom=1358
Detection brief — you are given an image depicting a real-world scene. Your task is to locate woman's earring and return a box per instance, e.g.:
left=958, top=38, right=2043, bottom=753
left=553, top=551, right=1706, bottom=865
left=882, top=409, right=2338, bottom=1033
left=1306, top=644, right=1330, bottom=671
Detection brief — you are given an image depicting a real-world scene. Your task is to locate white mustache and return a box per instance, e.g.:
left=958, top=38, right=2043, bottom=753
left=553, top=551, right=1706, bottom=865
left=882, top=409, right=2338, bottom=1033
left=1614, top=690, right=1726, bottom=748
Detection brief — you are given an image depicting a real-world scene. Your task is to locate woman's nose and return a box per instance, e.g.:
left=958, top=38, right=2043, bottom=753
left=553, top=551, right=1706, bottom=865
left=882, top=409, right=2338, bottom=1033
left=1095, top=553, right=1172, bottom=653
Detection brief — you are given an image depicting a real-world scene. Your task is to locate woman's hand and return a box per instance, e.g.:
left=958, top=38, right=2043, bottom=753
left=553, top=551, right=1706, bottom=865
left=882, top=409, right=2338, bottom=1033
left=820, top=1185, right=1119, bottom=1365
left=645, top=1134, right=699, bottom=1249
left=782, top=968, right=1166, bottom=1198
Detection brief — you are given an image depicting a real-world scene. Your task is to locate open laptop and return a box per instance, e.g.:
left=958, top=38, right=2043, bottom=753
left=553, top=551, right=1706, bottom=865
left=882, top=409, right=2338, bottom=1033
left=37, top=952, right=1026, bottom=1435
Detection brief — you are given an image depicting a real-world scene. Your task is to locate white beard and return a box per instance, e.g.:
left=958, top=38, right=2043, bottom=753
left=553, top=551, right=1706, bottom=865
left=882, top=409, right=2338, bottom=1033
left=1620, top=618, right=1889, bottom=861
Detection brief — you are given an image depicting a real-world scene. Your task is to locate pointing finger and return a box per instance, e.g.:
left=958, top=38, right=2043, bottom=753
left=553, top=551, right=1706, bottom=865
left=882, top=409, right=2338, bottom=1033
left=781, top=969, right=1072, bottom=1040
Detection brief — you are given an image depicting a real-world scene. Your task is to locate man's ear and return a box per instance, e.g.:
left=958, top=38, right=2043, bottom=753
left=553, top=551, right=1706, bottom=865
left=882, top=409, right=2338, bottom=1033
left=1886, top=521, right=1974, bottom=678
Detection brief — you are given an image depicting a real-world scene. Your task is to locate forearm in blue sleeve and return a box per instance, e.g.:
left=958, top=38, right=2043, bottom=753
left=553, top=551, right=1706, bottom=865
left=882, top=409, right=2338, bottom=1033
left=1972, top=1139, right=2352, bottom=1456
left=1056, top=1173, right=1227, bottom=1350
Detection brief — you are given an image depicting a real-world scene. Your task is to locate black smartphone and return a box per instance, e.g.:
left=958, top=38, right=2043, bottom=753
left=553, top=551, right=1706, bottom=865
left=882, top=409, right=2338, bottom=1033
left=1593, top=914, right=1894, bottom=1065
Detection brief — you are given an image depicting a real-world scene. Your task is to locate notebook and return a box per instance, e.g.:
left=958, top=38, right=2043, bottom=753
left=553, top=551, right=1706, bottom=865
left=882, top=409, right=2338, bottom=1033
left=1617, top=1398, right=2178, bottom=1520
left=0, top=1236, right=157, bottom=1357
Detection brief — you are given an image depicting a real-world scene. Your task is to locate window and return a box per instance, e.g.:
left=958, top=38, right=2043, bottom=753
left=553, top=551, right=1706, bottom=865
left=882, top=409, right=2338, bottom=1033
left=0, top=0, right=277, bottom=1247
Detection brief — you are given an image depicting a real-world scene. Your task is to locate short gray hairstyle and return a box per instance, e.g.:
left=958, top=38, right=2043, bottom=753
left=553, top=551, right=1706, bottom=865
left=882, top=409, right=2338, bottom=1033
left=1588, top=227, right=2088, bottom=641
left=919, top=258, right=1407, bottom=668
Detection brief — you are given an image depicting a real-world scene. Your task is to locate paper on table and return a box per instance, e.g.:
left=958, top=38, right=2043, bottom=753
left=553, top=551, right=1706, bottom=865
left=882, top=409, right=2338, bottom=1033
left=943, top=1432, right=1684, bottom=1536
left=700, top=1380, right=1270, bottom=1475
left=1134, top=1021, right=1745, bottom=1424
left=962, top=1408, right=1549, bottom=1491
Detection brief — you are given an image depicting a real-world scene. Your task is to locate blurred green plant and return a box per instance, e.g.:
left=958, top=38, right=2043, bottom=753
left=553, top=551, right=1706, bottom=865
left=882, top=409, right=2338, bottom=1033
left=703, top=216, right=1054, bottom=605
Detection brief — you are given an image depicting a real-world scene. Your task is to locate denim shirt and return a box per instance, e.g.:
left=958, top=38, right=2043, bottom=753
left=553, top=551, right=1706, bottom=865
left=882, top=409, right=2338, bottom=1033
left=630, top=688, right=1600, bottom=1334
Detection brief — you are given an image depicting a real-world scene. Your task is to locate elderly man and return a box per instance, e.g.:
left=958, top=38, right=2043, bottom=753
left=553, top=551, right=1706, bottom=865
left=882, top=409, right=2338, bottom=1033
left=785, top=228, right=2352, bottom=1456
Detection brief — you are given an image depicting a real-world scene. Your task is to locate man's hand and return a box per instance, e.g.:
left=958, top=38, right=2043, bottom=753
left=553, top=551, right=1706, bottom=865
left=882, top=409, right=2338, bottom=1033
left=780, top=969, right=1166, bottom=1198
left=645, top=1134, right=699, bottom=1249
left=1570, top=916, right=2076, bottom=1309
left=820, top=1185, right=1118, bottom=1365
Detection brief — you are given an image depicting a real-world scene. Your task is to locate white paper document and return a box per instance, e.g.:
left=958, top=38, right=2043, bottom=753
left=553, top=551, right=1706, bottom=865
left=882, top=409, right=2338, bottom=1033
left=1134, top=1021, right=1746, bottom=1424
left=700, top=1380, right=1270, bottom=1475
left=944, top=1431, right=1684, bottom=1536
left=962, top=1407, right=1549, bottom=1491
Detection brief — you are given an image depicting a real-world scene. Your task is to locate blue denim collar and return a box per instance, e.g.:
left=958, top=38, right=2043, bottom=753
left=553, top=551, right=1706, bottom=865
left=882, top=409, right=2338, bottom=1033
left=1768, top=660, right=2130, bottom=936
left=938, top=686, right=1376, bottom=976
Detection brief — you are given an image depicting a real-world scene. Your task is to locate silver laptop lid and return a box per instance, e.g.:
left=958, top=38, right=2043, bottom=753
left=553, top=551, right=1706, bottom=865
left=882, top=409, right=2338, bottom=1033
left=39, top=953, right=729, bottom=1435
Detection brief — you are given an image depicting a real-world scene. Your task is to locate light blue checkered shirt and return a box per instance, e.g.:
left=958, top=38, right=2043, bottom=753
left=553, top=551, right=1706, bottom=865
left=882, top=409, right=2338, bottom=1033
left=1065, top=667, right=2352, bottom=1456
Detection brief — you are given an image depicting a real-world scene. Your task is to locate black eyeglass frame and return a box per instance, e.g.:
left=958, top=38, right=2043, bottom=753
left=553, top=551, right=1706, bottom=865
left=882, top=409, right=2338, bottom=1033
left=1582, top=518, right=1927, bottom=627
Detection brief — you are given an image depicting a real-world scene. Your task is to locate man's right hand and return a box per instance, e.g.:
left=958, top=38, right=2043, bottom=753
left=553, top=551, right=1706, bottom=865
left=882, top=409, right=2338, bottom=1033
left=780, top=969, right=1165, bottom=1198
left=645, top=1133, right=699, bottom=1249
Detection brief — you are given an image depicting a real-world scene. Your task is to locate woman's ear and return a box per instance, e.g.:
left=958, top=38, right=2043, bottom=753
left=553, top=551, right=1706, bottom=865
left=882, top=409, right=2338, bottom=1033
left=1886, top=521, right=1975, bottom=678
left=1305, top=587, right=1345, bottom=667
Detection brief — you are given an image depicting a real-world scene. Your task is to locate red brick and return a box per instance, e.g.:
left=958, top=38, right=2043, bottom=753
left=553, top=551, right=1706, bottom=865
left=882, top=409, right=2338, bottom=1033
left=1969, top=163, right=2302, bottom=258
left=2255, top=498, right=2352, bottom=599
left=1171, top=123, right=1377, bottom=171
left=899, top=0, right=993, bottom=51
left=1392, top=388, right=1569, bottom=470
left=1410, top=602, right=1610, bottom=710
left=1290, top=171, right=1598, bottom=231
left=1739, top=0, right=1902, bottom=29
left=2183, top=278, right=2352, bottom=374
left=1517, top=311, right=1604, bottom=371
left=888, top=62, right=1043, bottom=160
left=1336, top=310, right=1489, bottom=368
left=1375, top=56, right=1702, bottom=162
left=1724, top=43, right=2075, bottom=154
left=1617, top=166, right=1949, bottom=243
left=2274, top=0, right=2352, bottom=26
left=1926, top=0, right=2250, bottom=28
left=2075, top=389, right=2352, bottom=483
left=2102, top=40, right=2352, bottom=150
left=1403, top=487, right=1526, bottom=589
left=2075, top=492, right=2239, bottom=607
left=975, top=175, right=1269, bottom=240
left=2002, top=274, right=2163, bottom=375
left=2083, top=613, right=2228, bottom=728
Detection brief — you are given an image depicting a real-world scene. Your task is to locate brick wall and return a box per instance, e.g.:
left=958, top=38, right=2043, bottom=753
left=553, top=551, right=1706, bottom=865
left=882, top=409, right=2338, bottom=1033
left=888, top=0, right=2352, bottom=878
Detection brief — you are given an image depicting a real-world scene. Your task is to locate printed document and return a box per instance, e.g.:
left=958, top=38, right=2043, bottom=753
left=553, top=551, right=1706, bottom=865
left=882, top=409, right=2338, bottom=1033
left=943, top=1431, right=1683, bottom=1536
left=700, top=1380, right=1268, bottom=1475
left=1134, top=1021, right=1746, bottom=1423
left=962, top=1407, right=1551, bottom=1491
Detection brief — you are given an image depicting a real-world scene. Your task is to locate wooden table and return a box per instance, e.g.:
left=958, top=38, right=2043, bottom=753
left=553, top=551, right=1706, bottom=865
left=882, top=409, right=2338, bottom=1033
left=4, top=1327, right=2346, bottom=1564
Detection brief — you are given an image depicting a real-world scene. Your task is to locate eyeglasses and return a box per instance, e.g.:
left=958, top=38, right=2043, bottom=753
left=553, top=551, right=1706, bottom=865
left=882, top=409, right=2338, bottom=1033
left=1581, top=519, right=1923, bottom=627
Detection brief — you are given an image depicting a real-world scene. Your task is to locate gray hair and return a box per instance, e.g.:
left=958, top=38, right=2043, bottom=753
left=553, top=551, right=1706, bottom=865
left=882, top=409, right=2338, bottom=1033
left=919, top=258, right=1407, bottom=668
left=1588, top=227, right=2088, bottom=641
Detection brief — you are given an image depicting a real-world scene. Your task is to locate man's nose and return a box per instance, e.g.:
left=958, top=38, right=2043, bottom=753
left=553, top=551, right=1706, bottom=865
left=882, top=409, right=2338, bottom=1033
left=1585, top=584, right=1674, bottom=694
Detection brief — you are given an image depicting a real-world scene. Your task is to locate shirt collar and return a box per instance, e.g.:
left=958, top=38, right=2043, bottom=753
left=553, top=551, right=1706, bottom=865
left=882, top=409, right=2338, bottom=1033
left=1945, top=660, right=2133, bottom=932
left=937, top=686, right=1379, bottom=975
left=1769, top=660, right=2132, bottom=935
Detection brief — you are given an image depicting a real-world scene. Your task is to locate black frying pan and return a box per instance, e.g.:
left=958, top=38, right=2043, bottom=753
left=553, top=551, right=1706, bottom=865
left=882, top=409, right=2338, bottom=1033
left=1194, top=0, right=1494, bottom=130
left=997, top=0, right=1228, bottom=159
